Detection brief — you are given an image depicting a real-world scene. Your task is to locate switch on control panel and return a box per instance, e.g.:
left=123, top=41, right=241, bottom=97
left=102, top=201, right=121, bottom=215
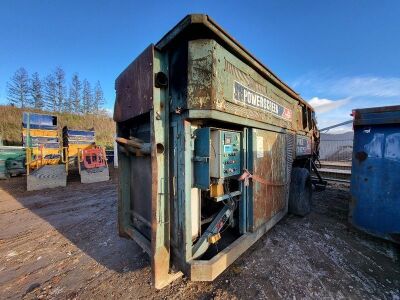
left=210, top=129, right=241, bottom=178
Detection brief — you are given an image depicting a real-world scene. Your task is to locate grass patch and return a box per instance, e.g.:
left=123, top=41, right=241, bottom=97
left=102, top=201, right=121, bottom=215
left=0, top=105, right=115, bottom=149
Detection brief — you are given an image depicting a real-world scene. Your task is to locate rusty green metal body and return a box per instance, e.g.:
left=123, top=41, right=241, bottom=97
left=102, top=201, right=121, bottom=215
left=114, top=14, right=318, bottom=288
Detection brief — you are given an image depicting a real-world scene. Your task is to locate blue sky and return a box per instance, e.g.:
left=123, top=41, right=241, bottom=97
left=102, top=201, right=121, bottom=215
left=1, top=1, right=399, bottom=131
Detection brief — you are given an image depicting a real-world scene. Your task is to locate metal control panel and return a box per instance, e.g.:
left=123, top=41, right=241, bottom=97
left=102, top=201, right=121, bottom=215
left=210, top=130, right=241, bottom=178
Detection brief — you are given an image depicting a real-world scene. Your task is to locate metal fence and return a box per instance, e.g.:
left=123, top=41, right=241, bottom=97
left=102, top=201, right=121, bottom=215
left=319, top=139, right=353, bottom=162
left=319, top=131, right=353, bottom=162
left=316, top=130, right=353, bottom=182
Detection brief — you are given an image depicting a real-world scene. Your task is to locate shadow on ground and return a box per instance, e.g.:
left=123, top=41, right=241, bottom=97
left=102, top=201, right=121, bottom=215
left=0, top=167, right=152, bottom=298
left=0, top=172, right=399, bottom=299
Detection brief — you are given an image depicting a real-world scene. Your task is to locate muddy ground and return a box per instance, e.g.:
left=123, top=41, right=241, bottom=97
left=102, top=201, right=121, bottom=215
left=0, top=169, right=399, bottom=299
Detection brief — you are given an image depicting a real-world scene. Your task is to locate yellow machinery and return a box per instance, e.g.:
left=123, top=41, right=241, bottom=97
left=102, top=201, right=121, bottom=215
left=23, top=113, right=108, bottom=190
left=23, top=128, right=61, bottom=168
left=63, top=127, right=109, bottom=183
left=23, top=112, right=67, bottom=191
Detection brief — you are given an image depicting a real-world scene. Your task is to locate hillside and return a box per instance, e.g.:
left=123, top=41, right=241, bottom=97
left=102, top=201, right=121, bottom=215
left=0, top=105, right=115, bottom=148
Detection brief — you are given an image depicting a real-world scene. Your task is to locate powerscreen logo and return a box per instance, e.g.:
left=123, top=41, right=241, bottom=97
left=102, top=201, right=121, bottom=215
left=233, top=81, right=292, bottom=121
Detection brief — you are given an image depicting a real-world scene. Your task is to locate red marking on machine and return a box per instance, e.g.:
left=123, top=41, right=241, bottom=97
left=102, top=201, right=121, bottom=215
left=82, top=147, right=107, bottom=169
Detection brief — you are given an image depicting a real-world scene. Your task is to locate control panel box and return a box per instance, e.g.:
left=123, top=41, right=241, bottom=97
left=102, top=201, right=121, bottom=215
left=210, top=130, right=241, bottom=178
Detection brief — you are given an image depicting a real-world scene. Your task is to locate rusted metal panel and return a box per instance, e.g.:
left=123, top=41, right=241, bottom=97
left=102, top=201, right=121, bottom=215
left=353, top=105, right=400, bottom=115
left=251, top=129, right=287, bottom=231
left=353, top=105, right=400, bottom=126
left=156, top=14, right=313, bottom=111
left=187, top=40, right=214, bottom=109
left=187, top=39, right=297, bottom=130
left=114, top=45, right=154, bottom=123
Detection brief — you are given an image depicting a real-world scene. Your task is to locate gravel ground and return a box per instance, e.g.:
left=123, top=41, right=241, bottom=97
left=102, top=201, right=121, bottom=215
left=0, top=169, right=399, bottom=299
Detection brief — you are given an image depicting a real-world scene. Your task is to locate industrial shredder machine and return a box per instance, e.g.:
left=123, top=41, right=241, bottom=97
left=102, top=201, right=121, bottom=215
left=114, top=14, right=321, bottom=288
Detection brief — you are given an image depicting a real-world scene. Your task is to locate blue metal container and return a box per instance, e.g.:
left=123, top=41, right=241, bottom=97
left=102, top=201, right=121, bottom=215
left=350, top=105, right=400, bottom=243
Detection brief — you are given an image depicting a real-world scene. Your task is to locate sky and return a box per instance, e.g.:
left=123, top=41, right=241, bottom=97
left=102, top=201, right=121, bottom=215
left=1, top=0, right=399, bottom=132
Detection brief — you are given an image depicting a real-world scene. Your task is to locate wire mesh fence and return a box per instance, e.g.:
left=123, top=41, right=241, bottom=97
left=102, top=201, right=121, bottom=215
left=319, top=140, right=353, bottom=162
left=319, top=132, right=353, bottom=162
left=315, top=131, right=353, bottom=182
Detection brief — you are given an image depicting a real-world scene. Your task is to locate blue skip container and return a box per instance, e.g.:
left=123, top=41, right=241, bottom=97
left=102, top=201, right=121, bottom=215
left=350, top=105, right=400, bottom=243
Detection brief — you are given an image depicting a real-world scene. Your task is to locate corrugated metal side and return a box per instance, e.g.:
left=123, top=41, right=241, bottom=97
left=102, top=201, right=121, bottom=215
left=286, top=132, right=295, bottom=204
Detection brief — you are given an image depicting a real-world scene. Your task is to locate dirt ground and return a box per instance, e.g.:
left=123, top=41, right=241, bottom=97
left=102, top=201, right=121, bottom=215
left=0, top=169, right=399, bottom=300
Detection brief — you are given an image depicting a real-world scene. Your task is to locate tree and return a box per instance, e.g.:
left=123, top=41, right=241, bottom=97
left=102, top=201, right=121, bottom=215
left=54, top=67, right=66, bottom=112
left=81, top=79, right=92, bottom=114
left=93, top=81, right=105, bottom=112
left=68, top=73, right=81, bottom=113
left=44, top=74, right=57, bottom=111
left=6, top=68, right=30, bottom=108
left=30, top=72, right=44, bottom=109
left=64, top=92, right=73, bottom=113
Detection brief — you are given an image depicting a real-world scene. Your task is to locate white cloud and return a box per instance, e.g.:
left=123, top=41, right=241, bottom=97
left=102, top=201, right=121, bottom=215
left=307, top=96, right=353, bottom=132
left=293, top=73, right=400, bottom=99
left=292, top=73, right=400, bottom=134
left=332, top=76, right=400, bottom=98
left=307, top=97, right=350, bottom=114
